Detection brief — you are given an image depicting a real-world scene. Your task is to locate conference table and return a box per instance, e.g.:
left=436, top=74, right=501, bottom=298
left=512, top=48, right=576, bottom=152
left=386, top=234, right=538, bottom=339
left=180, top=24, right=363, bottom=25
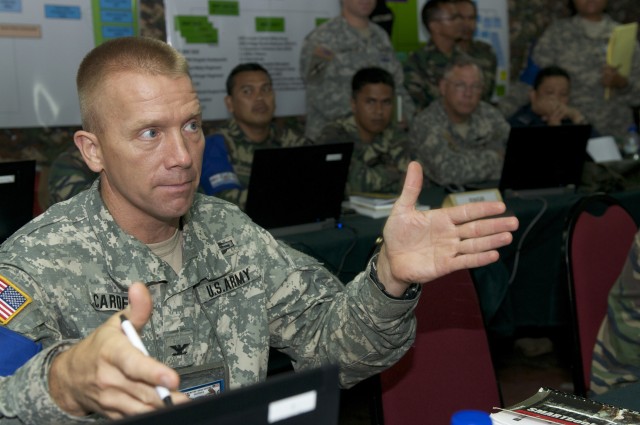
left=278, top=186, right=640, bottom=338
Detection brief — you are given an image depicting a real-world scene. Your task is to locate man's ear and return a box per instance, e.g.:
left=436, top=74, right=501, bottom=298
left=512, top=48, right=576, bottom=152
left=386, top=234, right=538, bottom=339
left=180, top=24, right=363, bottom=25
left=224, top=95, right=234, bottom=115
left=350, top=97, right=357, bottom=114
left=528, top=88, right=536, bottom=104
left=73, top=130, right=104, bottom=173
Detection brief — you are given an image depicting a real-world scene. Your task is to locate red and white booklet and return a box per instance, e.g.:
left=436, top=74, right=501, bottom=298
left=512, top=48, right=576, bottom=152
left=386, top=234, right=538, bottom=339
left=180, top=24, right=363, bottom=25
left=491, top=387, right=640, bottom=425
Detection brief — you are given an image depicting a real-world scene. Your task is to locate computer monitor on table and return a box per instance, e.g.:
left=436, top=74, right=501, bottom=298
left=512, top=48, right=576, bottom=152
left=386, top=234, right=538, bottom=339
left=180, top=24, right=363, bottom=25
left=0, top=160, right=35, bottom=243
left=245, top=143, right=353, bottom=237
left=499, top=125, right=592, bottom=197
left=113, top=365, right=340, bottom=425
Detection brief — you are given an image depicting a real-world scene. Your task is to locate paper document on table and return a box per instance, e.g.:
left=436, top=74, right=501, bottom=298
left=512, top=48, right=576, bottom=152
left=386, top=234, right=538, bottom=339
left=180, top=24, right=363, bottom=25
left=606, top=22, right=638, bottom=99
left=490, top=387, right=640, bottom=425
left=587, top=136, right=623, bottom=163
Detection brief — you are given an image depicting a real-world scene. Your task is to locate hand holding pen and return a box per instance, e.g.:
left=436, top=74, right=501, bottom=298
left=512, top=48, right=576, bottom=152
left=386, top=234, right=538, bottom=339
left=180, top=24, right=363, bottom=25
left=120, top=313, right=173, bottom=406
left=48, top=283, right=184, bottom=419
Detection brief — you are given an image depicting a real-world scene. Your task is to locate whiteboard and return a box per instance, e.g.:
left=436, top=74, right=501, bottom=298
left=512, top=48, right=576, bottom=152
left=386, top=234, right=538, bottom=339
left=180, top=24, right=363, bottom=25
left=0, top=0, right=138, bottom=129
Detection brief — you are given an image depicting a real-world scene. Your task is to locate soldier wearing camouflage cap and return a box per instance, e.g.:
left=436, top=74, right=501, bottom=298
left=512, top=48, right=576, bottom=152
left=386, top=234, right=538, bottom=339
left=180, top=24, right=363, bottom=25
left=410, top=56, right=509, bottom=187
left=299, top=0, right=415, bottom=141
left=0, top=36, right=518, bottom=423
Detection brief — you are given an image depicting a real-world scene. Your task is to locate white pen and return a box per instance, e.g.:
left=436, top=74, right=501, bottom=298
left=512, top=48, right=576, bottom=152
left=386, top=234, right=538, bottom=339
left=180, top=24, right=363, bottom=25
left=119, top=314, right=173, bottom=406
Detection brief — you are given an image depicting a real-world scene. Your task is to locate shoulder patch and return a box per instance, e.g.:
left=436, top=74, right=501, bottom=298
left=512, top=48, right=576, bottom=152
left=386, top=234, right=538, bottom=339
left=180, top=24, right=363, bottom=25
left=0, top=275, right=32, bottom=324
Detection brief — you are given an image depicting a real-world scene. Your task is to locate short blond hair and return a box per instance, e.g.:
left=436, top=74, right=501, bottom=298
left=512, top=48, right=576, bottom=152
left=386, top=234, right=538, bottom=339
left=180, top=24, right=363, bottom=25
left=76, top=36, right=191, bottom=133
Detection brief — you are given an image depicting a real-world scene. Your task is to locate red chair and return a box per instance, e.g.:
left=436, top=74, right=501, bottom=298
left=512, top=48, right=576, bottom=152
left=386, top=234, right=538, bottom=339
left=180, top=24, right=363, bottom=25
left=564, top=193, right=637, bottom=397
left=376, top=269, right=502, bottom=425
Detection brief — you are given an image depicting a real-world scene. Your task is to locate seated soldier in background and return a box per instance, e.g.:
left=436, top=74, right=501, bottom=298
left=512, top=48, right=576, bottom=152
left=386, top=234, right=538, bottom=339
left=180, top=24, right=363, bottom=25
left=508, top=65, right=589, bottom=128
left=48, top=143, right=97, bottom=206
left=200, top=63, right=310, bottom=209
left=410, top=56, right=509, bottom=188
left=454, top=0, right=497, bottom=102
left=316, top=67, right=411, bottom=195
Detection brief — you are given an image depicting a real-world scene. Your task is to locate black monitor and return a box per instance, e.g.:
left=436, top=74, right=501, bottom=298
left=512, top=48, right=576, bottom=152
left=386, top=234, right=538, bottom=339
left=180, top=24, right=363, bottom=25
left=113, top=365, right=340, bottom=425
left=0, top=160, right=35, bottom=243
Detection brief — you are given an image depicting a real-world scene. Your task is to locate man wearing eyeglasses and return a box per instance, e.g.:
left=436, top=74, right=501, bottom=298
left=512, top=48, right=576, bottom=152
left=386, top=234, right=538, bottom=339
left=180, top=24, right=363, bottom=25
left=404, top=0, right=464, bottom=111
left=409, top=56, right=509, bottom=188
left=454, top=0, right=497, bottom=103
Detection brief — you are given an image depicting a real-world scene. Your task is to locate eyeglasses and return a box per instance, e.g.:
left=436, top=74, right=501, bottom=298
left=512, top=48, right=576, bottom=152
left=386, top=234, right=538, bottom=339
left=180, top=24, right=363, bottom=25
left=446, top=80, right=483, bottom=93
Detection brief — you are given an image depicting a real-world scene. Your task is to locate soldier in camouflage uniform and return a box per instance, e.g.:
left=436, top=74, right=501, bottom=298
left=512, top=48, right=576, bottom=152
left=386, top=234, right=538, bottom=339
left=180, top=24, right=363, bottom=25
left=455, top=0, right=498, bottom=102
left=299, top=0, right=415, bottom=141
left=404, top=0, right=465, bottom=112
left=410, top=57, right=509, bottom=187
left=316, top=67, right=411, bottom=195
left=591, top=230, right=640, bottom=395
left=532, top=0, right=640, bottom=140
left=0, top=37, right=518, bottom=424
left=47, top=143, right=97, bottom=206
left=200, top=63, right=310, bottom=210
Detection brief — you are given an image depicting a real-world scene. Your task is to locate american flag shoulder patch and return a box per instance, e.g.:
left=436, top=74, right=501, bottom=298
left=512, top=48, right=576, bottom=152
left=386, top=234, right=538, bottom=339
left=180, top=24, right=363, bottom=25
left=0, top=275, right=32, bottom=325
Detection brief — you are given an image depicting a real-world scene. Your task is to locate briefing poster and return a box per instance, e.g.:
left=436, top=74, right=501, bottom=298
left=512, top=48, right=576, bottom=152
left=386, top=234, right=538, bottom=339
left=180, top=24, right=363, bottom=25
left=0, top=0, right=138, bottom=128
left=165, top=0, right=340, bottom=120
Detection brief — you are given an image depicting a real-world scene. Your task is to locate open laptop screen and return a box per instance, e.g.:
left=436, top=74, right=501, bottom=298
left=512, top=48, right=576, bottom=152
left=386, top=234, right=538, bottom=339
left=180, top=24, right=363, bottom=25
left=113, top=365, right=340, bottom=425
left=499, top=125, right=592, bottom=195
left=245, top=143, right=353, bottom=233
left=0, top=160, right=35, bottom=243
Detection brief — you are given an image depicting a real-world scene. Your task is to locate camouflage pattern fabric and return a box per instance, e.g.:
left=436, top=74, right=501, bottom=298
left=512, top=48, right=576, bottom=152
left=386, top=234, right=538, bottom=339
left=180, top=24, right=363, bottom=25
left=403, top=40, right=464, bottom=111
left=591, top=231, right=640, bottom=395
left=214, top=119, right=311, bottom=209
left=300, top=16, right=415, bottom=141
left=463, top=40, right=498, bottom=103
left=316, top=115, right=411, bottom=195
left=409, top=99, right=509, bottom=186
left=0, top=179, right=417, bottom=424
left=47, top=145, right=97, bottom=206
left=532, top=15, right=640, bottom=140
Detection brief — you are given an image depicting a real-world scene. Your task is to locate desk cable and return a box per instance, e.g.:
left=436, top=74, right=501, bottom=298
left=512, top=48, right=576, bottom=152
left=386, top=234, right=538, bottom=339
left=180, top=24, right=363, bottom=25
left=335, top=224, right=359, bottom=278
left=507, top=195, right=548, bottom=285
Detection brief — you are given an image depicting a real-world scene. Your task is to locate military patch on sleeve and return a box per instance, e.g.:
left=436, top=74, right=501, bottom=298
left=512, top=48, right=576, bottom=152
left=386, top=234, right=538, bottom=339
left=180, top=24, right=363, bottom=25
left=0, top=275, right=32, bottom=324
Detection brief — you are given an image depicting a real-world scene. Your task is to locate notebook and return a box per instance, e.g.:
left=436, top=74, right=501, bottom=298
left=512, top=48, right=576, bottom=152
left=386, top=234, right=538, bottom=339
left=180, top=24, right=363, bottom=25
left=244, top=143, right=354, bottom=237
left=112, top=364, right=340, bottom=425
left=0, top=160, right=35, bottom=243
left=498, top=125, right=592, bottom=197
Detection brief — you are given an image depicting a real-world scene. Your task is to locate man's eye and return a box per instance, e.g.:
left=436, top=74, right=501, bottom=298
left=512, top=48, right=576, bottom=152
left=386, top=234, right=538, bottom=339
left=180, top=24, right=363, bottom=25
left=141, top=129, right=158, bottom=139
left=185, top=121, right=200, bottom=133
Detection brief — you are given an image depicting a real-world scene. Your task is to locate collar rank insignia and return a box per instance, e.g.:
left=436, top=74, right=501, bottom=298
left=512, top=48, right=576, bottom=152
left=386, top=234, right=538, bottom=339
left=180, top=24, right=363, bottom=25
left=0, top=275, right=32, bottom=325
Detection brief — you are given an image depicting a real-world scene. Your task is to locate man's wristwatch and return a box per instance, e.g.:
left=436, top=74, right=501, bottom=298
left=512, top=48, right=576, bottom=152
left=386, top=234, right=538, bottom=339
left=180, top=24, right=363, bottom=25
left=369, top=253, right=420, bottom=300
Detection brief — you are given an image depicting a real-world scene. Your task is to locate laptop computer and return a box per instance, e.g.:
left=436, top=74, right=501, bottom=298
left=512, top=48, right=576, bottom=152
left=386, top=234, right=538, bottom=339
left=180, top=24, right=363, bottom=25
left=244, top=143, right=354, bottom=237
left=0, top=160, right=35, bottom=243
left=113, top=364, right=340, bottom=425
left=499, top=125, right=592, bottom=197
